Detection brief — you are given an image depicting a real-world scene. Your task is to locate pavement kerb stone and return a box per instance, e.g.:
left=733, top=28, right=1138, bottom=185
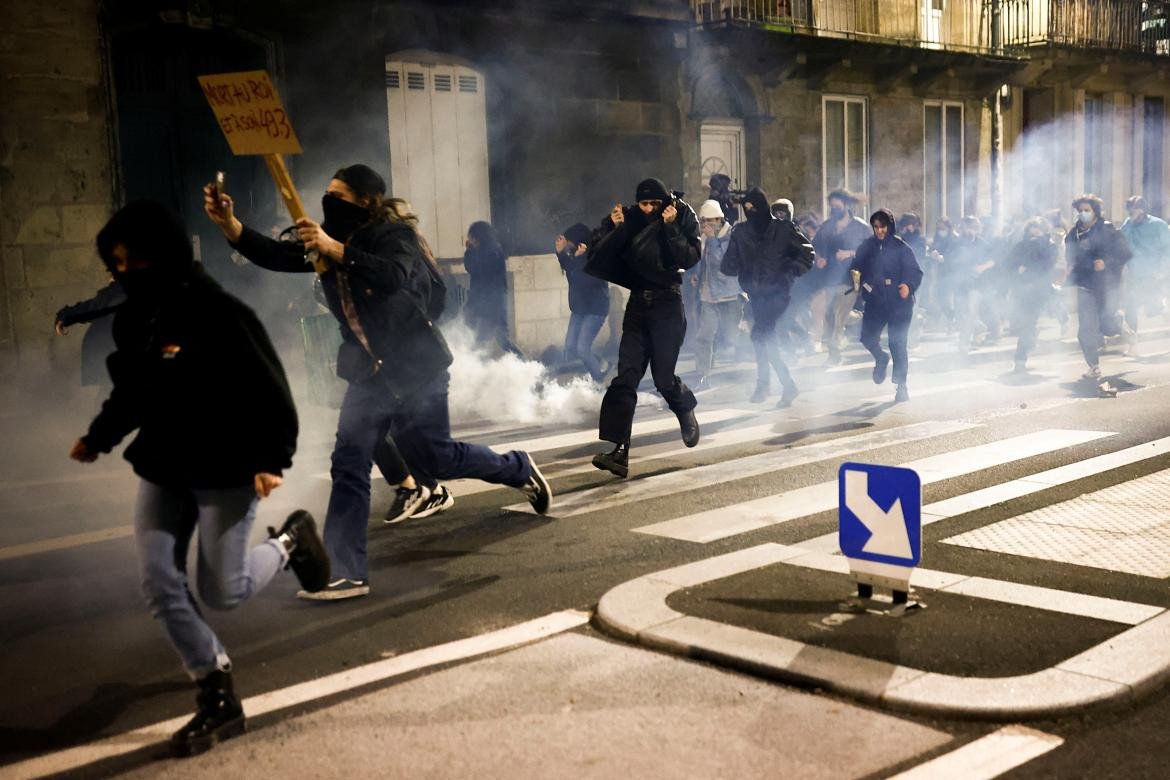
left=593, top=543, right=1170, bottom=721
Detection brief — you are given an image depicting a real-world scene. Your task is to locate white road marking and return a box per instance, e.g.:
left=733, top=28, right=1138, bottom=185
left=861, top=380, right=994, bottom=405
left=887, top=725, right=1063, bottom=780
left=796, top=435, right=1170, bottom=556
left=0, top=526, right=133, bottom=562
left=511, top=421, right=977, bottom=518
left=2, top=610, right=591, bottom=780
left=634, top=429, right=1113, bottom=543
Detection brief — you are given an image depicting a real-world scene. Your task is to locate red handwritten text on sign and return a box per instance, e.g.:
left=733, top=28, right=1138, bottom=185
left=197, top=70, right=302, bottom=156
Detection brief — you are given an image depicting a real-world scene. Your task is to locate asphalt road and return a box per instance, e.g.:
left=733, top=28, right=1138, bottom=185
left=4, top=320, right=1170, bottom=778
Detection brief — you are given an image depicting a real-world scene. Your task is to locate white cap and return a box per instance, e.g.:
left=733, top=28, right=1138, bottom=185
left=698, top=199, right=725, bottom=220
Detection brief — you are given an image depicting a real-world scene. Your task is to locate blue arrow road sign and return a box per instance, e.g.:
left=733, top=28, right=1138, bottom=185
left=838, top=462, right=921, bottom=567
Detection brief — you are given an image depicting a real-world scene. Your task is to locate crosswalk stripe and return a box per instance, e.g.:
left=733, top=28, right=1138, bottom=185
left=633, top=429, right=1114, bottom=543
left=486, top=408, right=748, bottom=455
left=887, top=725, right=1063, bottom=780
left=505, top=421, right=979, bottom=518
left=861, top=380, right=994, bottom=405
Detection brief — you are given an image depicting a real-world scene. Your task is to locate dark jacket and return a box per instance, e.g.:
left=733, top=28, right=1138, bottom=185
left=558, top=246, right=610, bottom=315
left=57, top=281, right=126, bottom=386
left=1065, top=219, right=1133, bottom=290
left=813, top=214, right=871, bottom=287
left=585, top=198, right=701, bottom=292
left=463, top=242, right=509, bottom=327
left=850, top=213, right=923, bottom=315
left=232, top=220, right=451, bottom=399
left=950, top=236, right=995, bottom=284
left=1007, top=236, right=1058, bottom=295
left=82, top=267, right=297, bottom=488
left=721, top=216, right=815, bottom=297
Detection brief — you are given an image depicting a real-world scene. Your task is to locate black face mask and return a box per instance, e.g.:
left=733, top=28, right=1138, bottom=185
left=830, top=207, right=846, bottom=220
left=321, top=195, right=370, bottom=241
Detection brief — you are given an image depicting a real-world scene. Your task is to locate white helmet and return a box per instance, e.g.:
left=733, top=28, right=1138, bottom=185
left=771, top=198, right=794, bottom=218
left=698, top=199, right=725, bottom=220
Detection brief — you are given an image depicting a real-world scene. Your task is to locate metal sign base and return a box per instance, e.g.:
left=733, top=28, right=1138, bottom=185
left=844, top=558, right=926, bottom=618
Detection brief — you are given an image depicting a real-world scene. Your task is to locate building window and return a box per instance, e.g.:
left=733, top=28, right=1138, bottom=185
left=1083, top=92, right=1111, bottom=203
left=924, top=100, right=964, bottom=230
left=823, top=96, right=867, bottom=212
left=385, top=58, right=491, bottom=259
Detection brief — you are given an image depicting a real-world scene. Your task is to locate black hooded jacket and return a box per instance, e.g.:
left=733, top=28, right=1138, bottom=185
left=850, top=209, right=924, bottom=315
left=232, top=217, right=451, bottom=399
left=720, top=187, right=815, bottom=296
left=585, top=198, right=701, bottom=292
left=82, top=201, right=297, bottom=488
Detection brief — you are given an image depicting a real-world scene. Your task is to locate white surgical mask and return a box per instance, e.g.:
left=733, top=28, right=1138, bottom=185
left=1078, top=210, right=1094, bottom=224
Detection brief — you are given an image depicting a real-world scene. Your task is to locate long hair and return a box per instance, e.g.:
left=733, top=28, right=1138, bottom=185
left=467, top=221, right=501, bottom=253
left=385, top=197, right=439, bottom=272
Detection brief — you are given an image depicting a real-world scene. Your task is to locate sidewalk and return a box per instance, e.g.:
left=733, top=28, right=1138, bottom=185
left=595, top=543, right=1170, bottom=720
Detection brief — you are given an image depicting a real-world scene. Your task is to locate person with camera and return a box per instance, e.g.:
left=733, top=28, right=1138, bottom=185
left=708, top=173, right=740, bottom=227
left=586, top=178, right=701, bottom=478
left=204, top=164, right=552, bottom=600
left=850, top=209, right=923, bottom=403
left=721, top=187, right=815, bottom=407
left=70, top=200, right=330, bottom=756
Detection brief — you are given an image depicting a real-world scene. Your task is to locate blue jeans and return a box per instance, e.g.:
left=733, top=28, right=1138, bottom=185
left=326, top=373, right=531, bottom=581
left=134, top=480, right=285, bottom=679
left=564, top=312, right=607, bottom=381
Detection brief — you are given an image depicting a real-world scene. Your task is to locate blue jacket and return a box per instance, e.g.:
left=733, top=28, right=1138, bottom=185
left=1120, top=214, right=1170, bottom=273
left=687, top=227, right=740, bottom=302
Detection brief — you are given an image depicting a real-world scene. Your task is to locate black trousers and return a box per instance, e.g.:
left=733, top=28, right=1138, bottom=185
left=599, top=293, right=697, bottom=444
left=750, top=289, right=796, bottom=390
left=860, top=307, right=912, bottom=386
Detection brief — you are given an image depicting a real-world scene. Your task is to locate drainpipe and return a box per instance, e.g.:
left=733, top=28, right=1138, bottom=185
left=990, top=0, right=1003, bottom=230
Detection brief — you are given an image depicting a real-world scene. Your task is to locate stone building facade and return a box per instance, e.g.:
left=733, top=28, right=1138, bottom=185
left=2, top=0, right=1168, bottom=382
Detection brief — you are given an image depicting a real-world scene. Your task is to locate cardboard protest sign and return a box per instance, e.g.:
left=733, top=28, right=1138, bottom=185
left=197, top=70, right=302, bottom=156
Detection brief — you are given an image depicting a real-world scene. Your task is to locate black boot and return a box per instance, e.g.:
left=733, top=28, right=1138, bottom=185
left=677, top=409, right=700, bottom=448
left=170, top=669, right=246, bottom=757
left=777, top=382, right=800, bottom=409
left=592, top=441, right=629, bottom=478
left=268, top=510, right=330, bottom=593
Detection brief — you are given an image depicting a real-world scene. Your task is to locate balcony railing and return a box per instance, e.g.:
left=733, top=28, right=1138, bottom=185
left=689, top=0, right=990, bottom=53
left=997, top=0, right=1170, bottom=55
left=691, top=0, right=1170, bottom=56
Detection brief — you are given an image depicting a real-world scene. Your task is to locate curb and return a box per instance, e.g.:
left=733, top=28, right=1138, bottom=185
left=595, top=543, right=1170, bottom=720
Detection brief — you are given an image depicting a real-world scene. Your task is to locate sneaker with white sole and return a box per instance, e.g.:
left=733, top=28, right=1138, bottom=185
left=521, top=454, right=552, bottom=514
left=384, top=483, right=431, bottom=524
left=297, top=578, right=369, bottom=601
left=412, top=484, right=455, bottom=519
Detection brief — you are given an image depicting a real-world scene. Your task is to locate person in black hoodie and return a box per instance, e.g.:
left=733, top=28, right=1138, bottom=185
left=1008, top=217, right=1059, bottom=372
left=1065, top=193, right=1133, bottom=394
left=204, top=165, right=552, bottom=600
left=850, top=209, right=923, bottom=403
left=69, top=200, right=329, bottom=757
left=585, top=177, right=701, bottom=478
left=54, top=275, right=126, bottom=399
left=464, top=221, right=523, bottom=357
left=721, top=187, right=815, bottom=406
left=556, top=222, right=610, bottom=382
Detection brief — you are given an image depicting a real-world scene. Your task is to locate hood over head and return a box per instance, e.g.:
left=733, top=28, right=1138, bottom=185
left=635, top=178, right=671, bottom=203
left=869, top=208, right=897, bottom=238
left=744, top=187, right=772, bottom=232
left=96, top=200, right=194, bottom=296
left=770, top=198, right=794, bottom=220
left=562, top=222, right=591, bottom=247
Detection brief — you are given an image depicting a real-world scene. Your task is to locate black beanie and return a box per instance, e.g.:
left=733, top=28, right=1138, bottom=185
left=563, top=223, right=591, bottom=246
left=635, top=178, right=670, bottom=203
left=333, top=164, right=386, bottom=200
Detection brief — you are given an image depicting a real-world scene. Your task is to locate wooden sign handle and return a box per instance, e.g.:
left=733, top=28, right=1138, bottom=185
left=263, top=153, right=328, bottom=273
